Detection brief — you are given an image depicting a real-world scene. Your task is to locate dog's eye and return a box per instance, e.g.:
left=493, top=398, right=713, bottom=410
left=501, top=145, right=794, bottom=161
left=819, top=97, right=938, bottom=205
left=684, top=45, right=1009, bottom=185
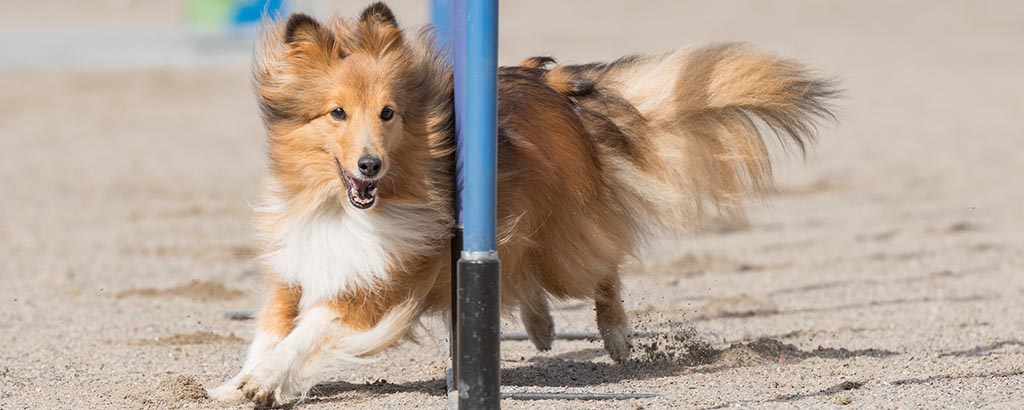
left=380, top=107, right=394, bottom=121
left=330, top=107, right=347, bottom=121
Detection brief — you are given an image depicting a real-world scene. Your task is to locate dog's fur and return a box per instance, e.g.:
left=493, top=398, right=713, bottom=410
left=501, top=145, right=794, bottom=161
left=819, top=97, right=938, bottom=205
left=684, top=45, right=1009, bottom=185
left=209, top=3, right=838, bottom=406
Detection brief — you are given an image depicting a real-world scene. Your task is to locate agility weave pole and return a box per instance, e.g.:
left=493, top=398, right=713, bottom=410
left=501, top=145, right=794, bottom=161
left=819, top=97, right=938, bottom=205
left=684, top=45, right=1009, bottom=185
left=439, top=0, right=502, bottom=408
left=435, top=1, right=657, bottom=407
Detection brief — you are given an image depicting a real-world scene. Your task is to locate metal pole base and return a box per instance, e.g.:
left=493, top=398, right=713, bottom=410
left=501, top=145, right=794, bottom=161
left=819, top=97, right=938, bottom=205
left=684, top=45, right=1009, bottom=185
left=456, top=257, right=501, bottom=409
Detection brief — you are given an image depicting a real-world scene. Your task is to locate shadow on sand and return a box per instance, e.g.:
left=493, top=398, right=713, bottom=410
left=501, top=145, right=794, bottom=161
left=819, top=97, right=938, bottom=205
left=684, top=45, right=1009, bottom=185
left=293, top=333, right=897, bottom=408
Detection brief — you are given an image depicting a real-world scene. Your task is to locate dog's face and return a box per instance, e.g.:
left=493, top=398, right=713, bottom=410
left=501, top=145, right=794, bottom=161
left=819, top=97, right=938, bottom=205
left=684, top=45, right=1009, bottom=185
left=319, top=51, right=406, bottom=209
left=255, top=4, right=448, bottom=210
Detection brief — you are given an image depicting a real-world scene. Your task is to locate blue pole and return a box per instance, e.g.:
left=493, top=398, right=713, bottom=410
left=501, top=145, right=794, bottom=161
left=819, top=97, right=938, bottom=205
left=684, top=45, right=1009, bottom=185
left=457, top=0, right=498, bottom=255
left=452, top=0, right=501, bottom=408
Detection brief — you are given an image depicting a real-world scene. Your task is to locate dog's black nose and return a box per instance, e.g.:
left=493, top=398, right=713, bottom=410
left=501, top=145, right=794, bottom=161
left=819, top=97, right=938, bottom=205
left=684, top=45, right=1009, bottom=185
left=357, top=155, right=382, bottom=177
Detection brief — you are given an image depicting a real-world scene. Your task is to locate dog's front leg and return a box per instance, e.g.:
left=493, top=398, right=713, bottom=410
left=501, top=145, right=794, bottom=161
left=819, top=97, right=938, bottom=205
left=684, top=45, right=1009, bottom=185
left=209, top=281, right=300, bottom=402
left=238, top=304, right=338, bottom=407
left=208, top=331, right=284, bottom=402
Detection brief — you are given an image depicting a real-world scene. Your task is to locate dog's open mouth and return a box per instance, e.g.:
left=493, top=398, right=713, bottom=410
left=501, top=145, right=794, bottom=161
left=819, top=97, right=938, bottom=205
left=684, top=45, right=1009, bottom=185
left=337, top=160, right=378, bottom=209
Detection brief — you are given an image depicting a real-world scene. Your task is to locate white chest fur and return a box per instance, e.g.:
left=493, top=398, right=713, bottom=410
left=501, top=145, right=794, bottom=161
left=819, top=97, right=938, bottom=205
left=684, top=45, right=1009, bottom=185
left=260, top=196, right=445, bottom=308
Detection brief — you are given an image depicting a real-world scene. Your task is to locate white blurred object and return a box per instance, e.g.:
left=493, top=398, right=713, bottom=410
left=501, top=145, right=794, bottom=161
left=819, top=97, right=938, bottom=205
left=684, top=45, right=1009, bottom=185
left=290, top=0, right=330, bottom=19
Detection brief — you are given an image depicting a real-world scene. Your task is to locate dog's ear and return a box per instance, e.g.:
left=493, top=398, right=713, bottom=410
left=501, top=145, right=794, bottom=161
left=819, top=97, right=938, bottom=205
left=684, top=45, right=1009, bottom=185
left=359, top=2, right=398, bottom=27
left=284, top=13, right=326, bottom=44
left=355, top=2, right=403, bottom=56
left=282, top=13, right=345, bottom=57
left=252, top=14, right=344, bottom=126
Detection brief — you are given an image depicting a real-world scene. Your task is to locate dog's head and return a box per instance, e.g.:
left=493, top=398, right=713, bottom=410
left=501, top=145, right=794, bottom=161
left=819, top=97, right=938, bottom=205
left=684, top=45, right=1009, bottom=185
left=255, top=3, right=452, bottom=210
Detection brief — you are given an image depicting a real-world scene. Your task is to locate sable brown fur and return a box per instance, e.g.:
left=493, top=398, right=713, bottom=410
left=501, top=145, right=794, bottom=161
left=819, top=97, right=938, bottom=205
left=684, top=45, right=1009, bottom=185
left=212, top=3, right=838, bottom=406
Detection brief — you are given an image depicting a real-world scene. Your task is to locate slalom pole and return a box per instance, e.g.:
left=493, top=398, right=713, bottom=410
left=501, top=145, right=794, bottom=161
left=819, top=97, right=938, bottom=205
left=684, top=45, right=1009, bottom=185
left=451, top=0, right=501, bottom=408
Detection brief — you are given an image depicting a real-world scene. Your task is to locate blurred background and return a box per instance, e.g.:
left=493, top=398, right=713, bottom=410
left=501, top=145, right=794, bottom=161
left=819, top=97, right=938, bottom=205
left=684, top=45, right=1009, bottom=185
left=1, top=1, right=1021, bottom=409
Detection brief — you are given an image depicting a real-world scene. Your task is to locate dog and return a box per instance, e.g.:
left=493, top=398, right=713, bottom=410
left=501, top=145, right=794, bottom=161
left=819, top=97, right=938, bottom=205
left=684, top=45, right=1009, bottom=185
left=209, top=2, right=838, bottom=406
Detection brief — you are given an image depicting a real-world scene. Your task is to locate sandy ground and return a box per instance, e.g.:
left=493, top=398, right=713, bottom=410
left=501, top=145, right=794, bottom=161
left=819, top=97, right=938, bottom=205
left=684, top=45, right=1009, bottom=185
left=2, top=1, right=1023, bottom=409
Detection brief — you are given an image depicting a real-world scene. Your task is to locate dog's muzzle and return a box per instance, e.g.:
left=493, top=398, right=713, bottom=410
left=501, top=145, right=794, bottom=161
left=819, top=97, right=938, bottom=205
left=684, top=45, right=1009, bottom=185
left=337, top=159, right=378, bottom=209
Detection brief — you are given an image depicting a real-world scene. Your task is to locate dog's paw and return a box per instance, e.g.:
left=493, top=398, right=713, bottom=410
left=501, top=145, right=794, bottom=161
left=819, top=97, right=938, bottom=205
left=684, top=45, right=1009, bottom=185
left=239, top=363, right=289, bottom=408
left=524, top=314, right=555, bottom=352
left=600, top=325, right=631, bottom=363
left=527, top=324, right=554, bottom=351
left=524, top=303, right=557, bottom=350
left=207, top=379, right=246, bottom=403
left=240, top=374, right=282, bottom=408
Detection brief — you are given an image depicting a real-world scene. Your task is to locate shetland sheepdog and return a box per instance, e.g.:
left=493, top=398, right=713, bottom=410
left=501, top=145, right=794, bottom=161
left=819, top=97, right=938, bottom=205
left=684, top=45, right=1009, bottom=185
left=209, top=2, right=837, bottom=406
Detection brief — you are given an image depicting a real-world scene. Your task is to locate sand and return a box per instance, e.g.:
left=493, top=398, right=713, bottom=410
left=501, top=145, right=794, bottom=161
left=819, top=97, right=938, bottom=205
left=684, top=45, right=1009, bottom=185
left=1, top=1, right=1022, bottom=408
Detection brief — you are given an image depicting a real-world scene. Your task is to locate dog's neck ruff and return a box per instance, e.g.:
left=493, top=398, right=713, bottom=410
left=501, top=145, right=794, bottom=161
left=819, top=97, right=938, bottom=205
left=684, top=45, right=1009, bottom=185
left=258, top=184, right=446, bottom=309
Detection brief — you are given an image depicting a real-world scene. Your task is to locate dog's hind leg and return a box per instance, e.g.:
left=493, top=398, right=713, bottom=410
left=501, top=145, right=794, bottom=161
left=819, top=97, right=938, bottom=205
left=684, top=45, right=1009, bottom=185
left=520, top=292, right=555, bottom=351
left=209, top=281, right=300, bottom=402
left=594, top=276, right=631, bottom=362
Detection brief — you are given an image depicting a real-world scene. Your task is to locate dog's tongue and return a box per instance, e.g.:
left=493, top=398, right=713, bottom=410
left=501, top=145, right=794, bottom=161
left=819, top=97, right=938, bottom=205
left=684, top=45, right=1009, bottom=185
left=347, top=178, right=377, bottom=209
left=353, top=179, right=374, bottom=198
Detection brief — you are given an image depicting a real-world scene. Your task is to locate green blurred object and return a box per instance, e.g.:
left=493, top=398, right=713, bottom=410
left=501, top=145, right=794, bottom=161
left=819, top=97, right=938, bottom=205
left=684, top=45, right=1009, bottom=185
left=184, top=0, right=286, bottom=34
left=185, top=0, right=234, bottom=31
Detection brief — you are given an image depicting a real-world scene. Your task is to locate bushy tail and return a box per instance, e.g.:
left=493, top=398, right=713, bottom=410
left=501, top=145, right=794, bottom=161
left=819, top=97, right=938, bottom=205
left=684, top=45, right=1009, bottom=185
left=540, top=43, right=839, bottom=227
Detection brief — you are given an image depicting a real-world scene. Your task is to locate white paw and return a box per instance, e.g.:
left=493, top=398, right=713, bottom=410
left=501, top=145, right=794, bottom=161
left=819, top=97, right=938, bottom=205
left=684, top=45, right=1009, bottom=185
left=239, top=360, right=290, bottom=407
left=207, top=379, right=245, bottom=402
